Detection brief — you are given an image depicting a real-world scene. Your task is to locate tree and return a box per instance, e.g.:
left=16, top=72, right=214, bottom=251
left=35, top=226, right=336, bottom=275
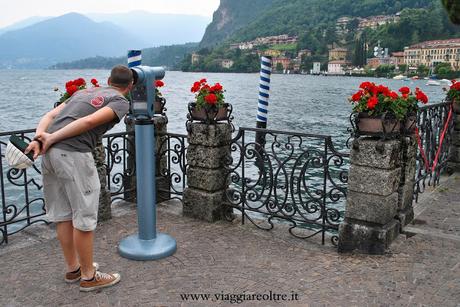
left=275, top=62, right=284, bottom=72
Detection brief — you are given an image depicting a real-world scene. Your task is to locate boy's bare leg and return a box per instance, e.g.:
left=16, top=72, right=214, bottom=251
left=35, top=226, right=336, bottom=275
left=73, top=228, right=95, bottom=279
left=56, top=221, right=79, bottom=272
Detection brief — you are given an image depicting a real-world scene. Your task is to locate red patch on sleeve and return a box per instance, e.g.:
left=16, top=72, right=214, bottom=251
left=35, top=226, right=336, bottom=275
left=90, top=96, right=105, bottom=108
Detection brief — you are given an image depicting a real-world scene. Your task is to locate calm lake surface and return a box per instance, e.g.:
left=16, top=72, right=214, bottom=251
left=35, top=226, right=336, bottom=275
left=0, top=70, right=447, bottom=145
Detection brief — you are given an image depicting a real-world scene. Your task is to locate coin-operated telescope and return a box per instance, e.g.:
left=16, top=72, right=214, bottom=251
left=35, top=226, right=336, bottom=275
left=130, top=66, right=165, bottom=118
left=118, top=65, right=177, bottom=261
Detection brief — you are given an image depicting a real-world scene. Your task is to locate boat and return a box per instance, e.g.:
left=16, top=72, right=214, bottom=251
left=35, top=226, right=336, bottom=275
left=426, top=80, right=441, bottom=86
left=440, top=79, right=451, bottom=85
left=393, top=74, right=405, bottom=80
left=411, top=76, right=419, bottom=80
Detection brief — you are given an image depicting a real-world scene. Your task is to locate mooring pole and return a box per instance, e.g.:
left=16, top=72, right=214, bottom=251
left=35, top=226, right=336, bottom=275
left=255, top=56, right=272, bottom=169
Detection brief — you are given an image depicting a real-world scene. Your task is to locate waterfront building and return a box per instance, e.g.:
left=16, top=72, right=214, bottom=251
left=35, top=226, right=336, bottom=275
left=191, top=53, right=201, bottom=65
left=329, top=48, right=348, bottom=61
left=221, top=59, right=234, bottom=69
left=404, top=38, right=460, bottom=70
left=311, top=62, right=321, bottom=75
left=366, top=52, right=405, bottom=69
left=272, top=57, right=292, bottom=70
left=328, top=60, right=350, bottom=75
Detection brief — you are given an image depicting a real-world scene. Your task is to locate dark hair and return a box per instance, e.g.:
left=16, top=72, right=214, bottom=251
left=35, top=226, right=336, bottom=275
left=110, top=65, right=133, bottom=88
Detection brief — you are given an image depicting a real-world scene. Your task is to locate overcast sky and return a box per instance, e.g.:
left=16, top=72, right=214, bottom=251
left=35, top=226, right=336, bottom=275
left=0, top=0, right=220, bottom=28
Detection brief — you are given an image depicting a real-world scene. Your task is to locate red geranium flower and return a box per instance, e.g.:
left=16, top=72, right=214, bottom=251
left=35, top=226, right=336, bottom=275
left=211, top=83, right=223, bottom=92
left=351, top=90, right=363, bottom=102
left=367, top=96, right=378, bottom=110
left=155, top=80, right=164, bottom=87
left=91, top=78, right=98, bottom=86
left=67, top=85, right=79, bottom=96
left=74, top=78, right=86, bottom=87
left=200, top=78, right=207, bottom=84
left=191, top=81, right=201, bottom=93
left=389, top=91, right=399, bottom=100
left=399, top=87, right=410, bottom=95
left=415, top=88, right=428, bottom=104
left=65, top=80, right=74, bottom=88
left=204, top=93, right=217, bottom=105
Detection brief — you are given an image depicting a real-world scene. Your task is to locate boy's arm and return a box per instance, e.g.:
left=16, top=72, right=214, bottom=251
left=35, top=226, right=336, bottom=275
left=35, top=100, right=67, bottom=136
left=25, top=102, right=68, bottom=159
left=36, top=107, right=118, bottom=153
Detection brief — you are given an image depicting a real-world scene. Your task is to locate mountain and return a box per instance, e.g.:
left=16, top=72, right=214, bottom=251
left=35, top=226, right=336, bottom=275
left=51, top=42, right=199, bottom=70
left=227, top=0, right=444, bottom=43
left=0, top=16, right=51, bottom=35
left=88, top=11, right=211, bottom=47
left=0, top=13, right=144, bottom=69
left=199, top=0, right=276, bottom=48
left=188, top=0, right=460, bottom=73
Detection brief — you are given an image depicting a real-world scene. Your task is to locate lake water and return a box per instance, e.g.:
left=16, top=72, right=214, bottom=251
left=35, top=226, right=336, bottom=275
left=0, top=70, right=448, bottom=231
left=0, top=70, right=448, bottom=141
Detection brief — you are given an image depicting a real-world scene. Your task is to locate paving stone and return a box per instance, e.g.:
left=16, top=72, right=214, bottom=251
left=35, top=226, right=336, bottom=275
left=0, top=175, right=459, bottom=306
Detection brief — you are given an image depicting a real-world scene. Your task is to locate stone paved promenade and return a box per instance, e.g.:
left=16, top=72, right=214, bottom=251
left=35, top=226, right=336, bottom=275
left=0, top=175, right=459, bottom=307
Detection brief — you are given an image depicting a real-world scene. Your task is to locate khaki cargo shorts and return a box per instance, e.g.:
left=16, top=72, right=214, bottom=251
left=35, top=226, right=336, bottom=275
left=41, top=147, right=101, bottom=231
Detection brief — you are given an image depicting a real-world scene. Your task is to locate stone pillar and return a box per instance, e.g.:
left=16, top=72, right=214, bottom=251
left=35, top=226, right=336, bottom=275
left=123, top=116, right=169, bottom=204
left=397, top=136, right=416, bottom=227
left=93, top=140, right=112, bottom=222
left=153, top=116, right=170, bottom=203
left=183, top=123, right=233, bottom=222
left=448, top=107, right=460, bottom=173
left=338, top=138, right=401, bottom=254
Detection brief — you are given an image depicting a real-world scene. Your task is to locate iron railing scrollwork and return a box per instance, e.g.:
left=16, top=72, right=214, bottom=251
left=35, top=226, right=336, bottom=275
left=0, top=129, right=47, bottom=245
left=223, top=127, right=349, bottom=246
left=156, top=132, right=188, bottom=201
left=414, top=100, right=454, bottom=201
left=0, top=128, right=187, bottom=245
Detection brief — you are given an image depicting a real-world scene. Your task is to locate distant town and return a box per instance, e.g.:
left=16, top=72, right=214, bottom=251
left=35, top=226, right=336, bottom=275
left=189, top=13, right=460, bottom=79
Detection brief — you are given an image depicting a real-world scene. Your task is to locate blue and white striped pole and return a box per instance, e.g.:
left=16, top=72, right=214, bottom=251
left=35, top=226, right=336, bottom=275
left=256, top=56, right=272, bottom=126
left=255, top=56, right=272, bottom=151
left=128, top=50, right=142, bottom=68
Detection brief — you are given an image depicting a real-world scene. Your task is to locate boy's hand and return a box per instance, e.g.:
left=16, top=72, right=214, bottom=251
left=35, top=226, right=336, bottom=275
left=36, top=133, right=56, bottom=154
left=24, top=140, right=41, bottom=160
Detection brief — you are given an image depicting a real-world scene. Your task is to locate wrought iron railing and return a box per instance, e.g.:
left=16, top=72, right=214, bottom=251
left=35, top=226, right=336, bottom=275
left=414, top=100, right=454, bottom=201
left=157, top=132, right=188, bottom=201
left=0, top=128, right=185, bottom=245
left=0, top=129, right=47, bottom=245
left=224, top=127, right=349, bottom=246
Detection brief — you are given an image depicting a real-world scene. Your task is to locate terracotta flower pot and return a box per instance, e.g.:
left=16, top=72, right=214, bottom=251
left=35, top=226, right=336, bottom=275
left=355, top=112, right=401, bottom=136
